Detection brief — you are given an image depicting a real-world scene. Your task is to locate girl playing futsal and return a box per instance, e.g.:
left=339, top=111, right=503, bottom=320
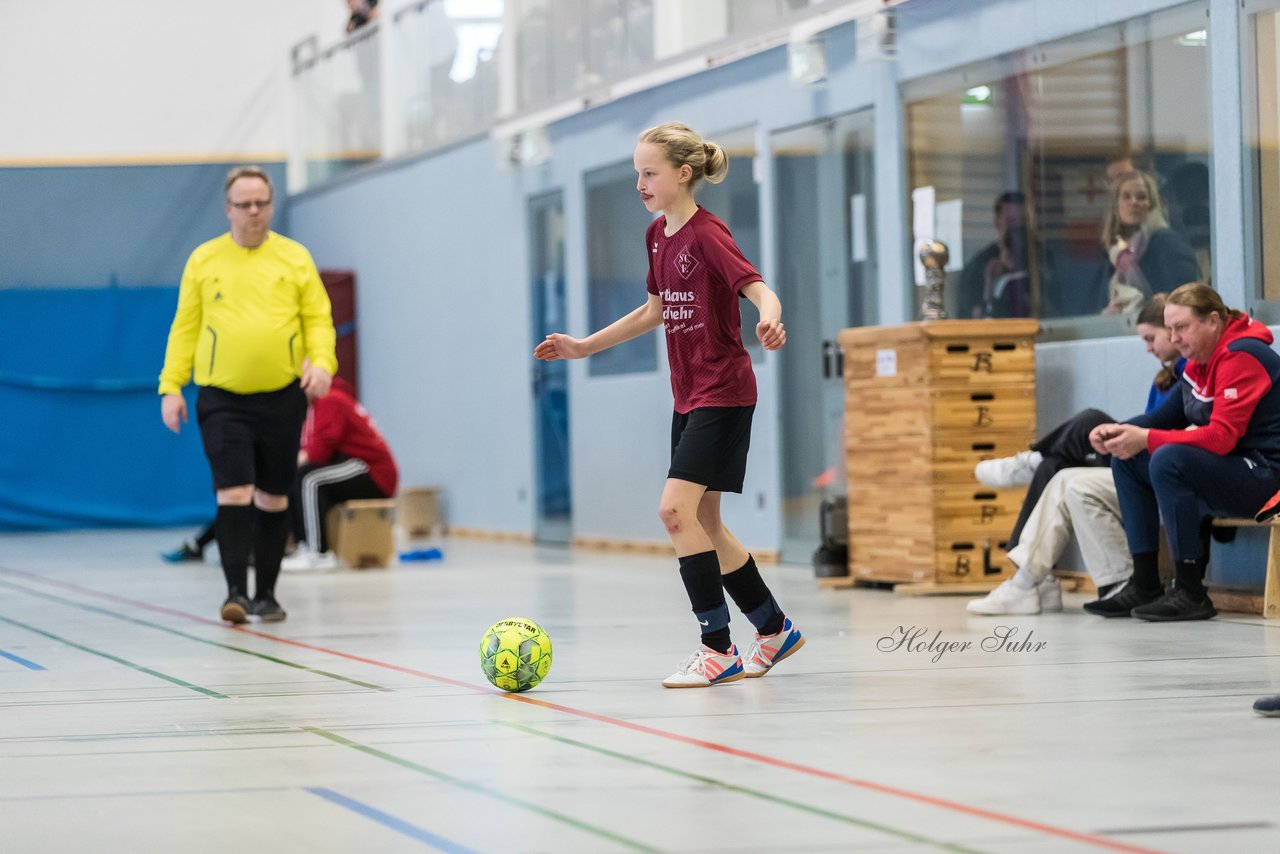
left=534, top=122, right=803, bottom=687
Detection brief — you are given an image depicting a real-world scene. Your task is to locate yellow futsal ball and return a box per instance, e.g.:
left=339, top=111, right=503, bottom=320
left=479, top=617, right=553, bottom=692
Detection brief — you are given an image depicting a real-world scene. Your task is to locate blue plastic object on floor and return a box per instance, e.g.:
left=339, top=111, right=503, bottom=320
left=399, top=548, right=443, bottom=562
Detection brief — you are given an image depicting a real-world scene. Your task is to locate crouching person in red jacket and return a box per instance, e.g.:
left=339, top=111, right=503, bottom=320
left=283, top=377, right=398, bottom=570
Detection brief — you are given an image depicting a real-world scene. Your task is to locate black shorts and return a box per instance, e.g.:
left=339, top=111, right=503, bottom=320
left=669, top=405, right=755, bottom=494
left=196, top=381, right=307, bottom=495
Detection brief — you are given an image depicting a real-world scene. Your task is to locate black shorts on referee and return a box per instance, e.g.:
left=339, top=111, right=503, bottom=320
left=668, top=405, right=755, bottom=494
left=196, top=381, right=307, bottom=495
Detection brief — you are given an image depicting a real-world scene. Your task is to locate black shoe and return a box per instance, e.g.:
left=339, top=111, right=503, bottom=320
left=1082, top=581, right=1162, bottom=617
left=161, top=541, right=203, bottom=563
left=220, top=594, right=251, bottom=624
left=1254, top=695, right=1280, bottom=717
left=1131, top=588, right=1216, bottom=622
left=249, top=595, right=287, bottom=623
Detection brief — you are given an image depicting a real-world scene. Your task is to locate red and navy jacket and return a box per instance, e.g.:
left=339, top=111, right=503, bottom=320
left=1130, top=315, right=1280, bottom=465
left=301, top=377, right=399, bottom=496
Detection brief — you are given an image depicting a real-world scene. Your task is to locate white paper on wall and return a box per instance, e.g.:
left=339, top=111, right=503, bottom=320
left=911, top=185, right=936, bottom=286
left=934, top=198, right=964, bottom=273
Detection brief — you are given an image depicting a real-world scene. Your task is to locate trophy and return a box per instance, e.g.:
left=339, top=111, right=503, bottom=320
left=919, top=239, right=949, bottom=320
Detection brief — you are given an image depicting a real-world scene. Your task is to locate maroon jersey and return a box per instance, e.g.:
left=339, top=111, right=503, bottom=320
left=645, top=207, right=761, bottom=413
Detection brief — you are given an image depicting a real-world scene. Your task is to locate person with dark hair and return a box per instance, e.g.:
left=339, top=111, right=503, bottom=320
left=159, top=166, right=336, bottom=624
left=1087, top=283, right=1280, bottom=620
left=967, top=296, right=1185, bottom=615
left=958, top=191, right=1056, bottom=319
left=345, top=0, right=378, bottom=33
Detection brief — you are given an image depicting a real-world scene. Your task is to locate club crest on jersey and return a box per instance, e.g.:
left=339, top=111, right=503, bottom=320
left=1224, top=388, right=1238, bottom=399
left=674, top=250, right=700, bottom=279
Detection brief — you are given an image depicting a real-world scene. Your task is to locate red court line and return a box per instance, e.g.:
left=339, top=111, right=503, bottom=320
left=0, top=565, right=1164, bottom=854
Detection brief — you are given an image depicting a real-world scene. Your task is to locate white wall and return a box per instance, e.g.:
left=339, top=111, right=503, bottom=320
left=0, top=0, right=338, bottom=162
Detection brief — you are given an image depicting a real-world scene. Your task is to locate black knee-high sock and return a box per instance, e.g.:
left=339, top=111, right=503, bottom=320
left=214, top=504, right=253, bottom=597
left=1131, top=551, right=1161, bottom=593
left=1175, top=557, right=1208, bottom=598
left=195, top=520, right=217, bottom=550
left=721, top=555, right=784, bottom=636
left=678, top=551, right=732, bottom=654
left=253, top=508, right=291, bottom=601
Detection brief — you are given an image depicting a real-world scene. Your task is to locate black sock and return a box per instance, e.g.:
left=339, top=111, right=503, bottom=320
left=678, top=551, right=731, bottom=654
left=195, top=521, right=217, bottom=550
left=1131, top=551, right=1161, bottom=593
left=252, top=508, right=291, bottom=601
left=214, top=504, right=253, bottom=597
left=1174, top=558, right=1208, bottom=599
left=721, top=555, right=784, bottom=636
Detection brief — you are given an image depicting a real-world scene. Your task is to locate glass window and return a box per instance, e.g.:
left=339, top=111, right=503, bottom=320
left=1249, top=2, right=1280, bottom=310
left=584, top=160, right=659, bottom=377
left=394, top=1, right=502, bottom=151
left=513, top=0, right=653, bottom=113
left=294, top=26, right=383, bottom=187
left=905, top=2, right=1211, bottom=338
left=693, top=127, right=763, bottom=359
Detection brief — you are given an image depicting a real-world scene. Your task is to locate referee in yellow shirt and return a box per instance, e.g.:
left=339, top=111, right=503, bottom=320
left=159, top=166, right=337, bottom=624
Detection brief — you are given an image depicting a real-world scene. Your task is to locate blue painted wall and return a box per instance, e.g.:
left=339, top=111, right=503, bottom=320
left=0, top=161, right=287, bottom=288
left=0, top=160, right=287, bottom=530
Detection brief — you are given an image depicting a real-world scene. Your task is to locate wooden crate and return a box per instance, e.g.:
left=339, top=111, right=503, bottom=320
left=839, top=319, right=1038, bottom=586
left=842, top=320, right=1037, bottom=387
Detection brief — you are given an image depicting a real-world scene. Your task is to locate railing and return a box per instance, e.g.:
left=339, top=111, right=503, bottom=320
left=289, top=0, right=885, bottom=192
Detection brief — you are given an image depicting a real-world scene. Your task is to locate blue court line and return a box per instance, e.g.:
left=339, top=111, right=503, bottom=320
left=0, top=646, right=46, bottom=670
left=305, top=787, right=479, bottom=853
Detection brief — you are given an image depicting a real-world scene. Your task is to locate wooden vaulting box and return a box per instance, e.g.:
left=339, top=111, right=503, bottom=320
left=838, top=319, right=1039, bottom=585
left=326, top=499, right=396, bottom=569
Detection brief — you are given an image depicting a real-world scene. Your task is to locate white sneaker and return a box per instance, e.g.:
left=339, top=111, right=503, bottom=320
left=966, top=578, right=1041, bottom=615
left=1037, top=577, right=1063, bottom=613
left=974, top=450, right=1043, bottom=488
left=281, top=546, right=339, bottom=572
left=661, top=644, right=745, bottom=688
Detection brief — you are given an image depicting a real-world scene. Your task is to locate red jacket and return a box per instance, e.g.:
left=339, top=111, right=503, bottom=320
left=1136, top=315, right=1280, bottom=459
left=301, top=378, right=398, bottom=495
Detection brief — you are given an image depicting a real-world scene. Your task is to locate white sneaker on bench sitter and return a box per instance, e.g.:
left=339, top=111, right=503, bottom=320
left=974, top=450, right=1043, bottom=488
left=967, top=576, right=1060, bottom=616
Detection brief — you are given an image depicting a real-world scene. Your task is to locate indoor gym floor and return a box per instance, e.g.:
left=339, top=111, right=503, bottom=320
left=1, top=528, right=1278, bottom=853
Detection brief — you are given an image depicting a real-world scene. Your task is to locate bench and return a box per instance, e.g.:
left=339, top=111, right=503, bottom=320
left=1055, top=518, right=1278, bottom=619
left=1206, top=518, right=1280, bottom=619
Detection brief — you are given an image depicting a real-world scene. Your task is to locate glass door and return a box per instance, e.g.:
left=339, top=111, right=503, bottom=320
left=773, top=110, right=877, bottom=562
left=529, top=190, right=571, bottom=544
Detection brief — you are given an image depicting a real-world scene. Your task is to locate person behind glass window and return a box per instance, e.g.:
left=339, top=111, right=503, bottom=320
left=1166, top=161, right=1212, bottom=283
left=1101, top=170, right=1200, bottom=316
left=958, top=191, right=1055, bottom=319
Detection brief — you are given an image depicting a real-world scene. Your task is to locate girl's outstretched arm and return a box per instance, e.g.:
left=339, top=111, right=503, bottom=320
left=534, top=293, right=663, bottom=361
left=741, top=280, right=786, bottom=351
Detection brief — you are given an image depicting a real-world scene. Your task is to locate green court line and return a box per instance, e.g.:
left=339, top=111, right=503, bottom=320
left=0, top=613, right=225, bottom=699
left=303, top=726, right=663, bottom=853
left=0, top=579, right=390, bottom=692
left=495, top=721, right=989, bottom=854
